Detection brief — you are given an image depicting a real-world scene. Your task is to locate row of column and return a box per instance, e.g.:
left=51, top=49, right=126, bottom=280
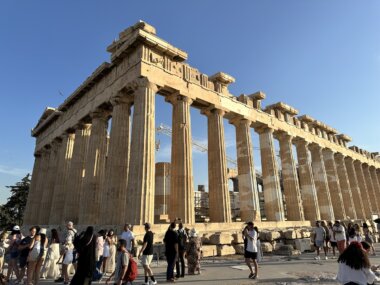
left=25, top=76, right=380, bottom=225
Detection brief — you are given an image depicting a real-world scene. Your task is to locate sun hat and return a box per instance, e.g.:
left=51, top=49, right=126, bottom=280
left=13, top=225, right=20, bottom=231
left=40, top=228, right=47, bottom=235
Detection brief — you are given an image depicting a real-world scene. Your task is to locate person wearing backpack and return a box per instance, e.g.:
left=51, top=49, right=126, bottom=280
left=175, top=223, right=187, bottom=278
left=138, top=223, right=157, bottom=285
left=106, top=239, right=129, bottom=285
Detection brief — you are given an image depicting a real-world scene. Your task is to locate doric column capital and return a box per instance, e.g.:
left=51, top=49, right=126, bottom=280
left=293, top=137, right=309, bottom=147
left=111, top=93, right=133, bottom=106
left=274, top=130, right=293, bottom=142
left=353, top=159, right=363, bottom=166
left=229, top=116, right=251, bottom=127
left=322, top=148, right=335, bottom=155
left=255, top=124, right=274, bottom=135
left=125, top=77, right=159, bottom=94
left=201, top=107, right=225, bottom=118
left=165, top=93, right=193, bottom=105
left=90, top=108, right=110, bottom=121
left=334, top=152, right=345, bottom=160
left=309, top=142, right=323, bottom=152
left=73, top=122, right=91, bottom=131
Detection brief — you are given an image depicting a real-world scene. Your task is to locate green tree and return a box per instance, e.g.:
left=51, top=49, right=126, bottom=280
left=0, top=174, right=30, bottom=228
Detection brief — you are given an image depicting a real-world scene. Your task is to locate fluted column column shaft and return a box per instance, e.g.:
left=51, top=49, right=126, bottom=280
left=310, top=144, right=334, bottom=221
left=62, top=124, right=91, bottom=223
left=345, top=157, right=366, bottom=219
left=234, top=119, right=260, bottom=221
left=168, top=95, right=194, bottom=224
left=369, top=167, right=380, bottom=210
left=31, top=149, right=50, bottom=223
left=334, top=153, right=356, bottom=219
left=354, top=161, right=372, bottom=218
left=49, top=133, right=75, bottom=224
left=126, top=78, right=157, bottom=225
left=294, top=140, right=320, bottom=221
left=363, top=164, right=379, bottom=214
left=38, top=140, right=61, bottom=224
left=278, top=134, right=304, bottom=221
left=258, top=127, right=285, bottom=221
left=206, top=109, right=231, bottom=223
left=322, top=149, right=346, bottom=219
left=23, top=153, right=42, bottom=224
left=102, top=96, right=132, bottom=225
left=79, top=111, right=109, bottom=224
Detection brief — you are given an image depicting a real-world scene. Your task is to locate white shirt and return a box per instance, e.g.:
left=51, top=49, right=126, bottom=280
left=120, top=231, right=135, bottom=251
left=314, top=227, right=325, bottom=241
left=333, top=225, right=346, bottom=241
left=337, top=262, right=379, bottom=285
left=246, top=229, right=257, bottom=253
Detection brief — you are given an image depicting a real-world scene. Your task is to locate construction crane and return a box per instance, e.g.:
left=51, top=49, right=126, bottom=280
left=156, top=123, right=238, bottom=167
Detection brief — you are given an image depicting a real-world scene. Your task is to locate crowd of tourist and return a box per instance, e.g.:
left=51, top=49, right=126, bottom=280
left=0, top=220, right=206, bottom=285
left=0, top=219, right=379, bottom=285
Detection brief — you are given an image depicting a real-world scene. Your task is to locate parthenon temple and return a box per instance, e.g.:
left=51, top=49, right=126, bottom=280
left=24, top=21, right=380, bottom=227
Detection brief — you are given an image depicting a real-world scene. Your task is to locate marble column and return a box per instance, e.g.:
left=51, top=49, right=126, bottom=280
left=126, top=78, right=157, bottom=225
left=345, top=157, right=365, bottom=219
left=205, top=108, right=231, bottom=223
left=277, top=133, right=304, bottom=221
left=155, top=162, right=171, bottom=223
left=369, top=166, right=380, bottom=210
left=23, top=152, right=42, bottom=225
left=309, top=144, right=334, bottom=221
left=31, top=148, right=51, bottom=223
left=233, top=118, right=260, bottom=221
left=102, top=94, right=132, bottom=225
left=354, top=160, right=373, bottom=218
left=257, top=127, right=285, bottom=221
left=38, top=139, right=61, bottom=224
left=334, top=153, right=356, bottom=219
left=62, top=123, right=91, bottom=223
left=49, top=132, right=75, bottom=224
left=79, top=109, right=109, bottom=225
left=322, top=149, right=346, bottom=219
left=168, top=94, right=195, bottom=224
left=294, top=139, right=320, bottom=221
left=363, top=164, right=379, bottom=214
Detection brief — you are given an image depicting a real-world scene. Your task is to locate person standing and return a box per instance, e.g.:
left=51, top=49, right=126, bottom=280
left=313, top=221, right=326, bottom=260
left=363, top=226, right=376, bottom=256
left=56, top=222, right=77, bottom=283
left=244, top=221, right=258, bottom=279
left=120, top=224, right=135, bottom=255
left=163, top=222, right=178, bottom=282
left=186, top=229, right=201, bottom=275
left=333, top=220, right=346, bottom=254
left=41, top=229, right=61, bottom=279
left=106, top=239, right=129, bottom=285
left=138, top=223, right=157, bottom=285
left=328, top=221, right=337, bottom=258
left=106, top=230, right=117, bottom=274
left=5, top=226, right=22, bottom=282
left=18, top=226, right=37, bottom=283
left=71, top=226, right=96, bottom=285
left=321, top=221, right=330, bottom=260
left=175, top=223, right=187, bottom=278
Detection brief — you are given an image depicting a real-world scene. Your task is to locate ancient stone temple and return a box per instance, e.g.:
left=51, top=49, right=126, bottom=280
left=24, top=21, right=380, bottom=227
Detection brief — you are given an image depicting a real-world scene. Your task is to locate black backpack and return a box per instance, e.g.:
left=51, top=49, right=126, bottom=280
left=178, top=230, right=187, bottom=249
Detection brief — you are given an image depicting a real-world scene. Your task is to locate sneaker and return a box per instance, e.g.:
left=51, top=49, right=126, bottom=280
left=314, top=256, right=320, bottom=260
left=325, top=256, right=328, bottom=260
left=151, top=281, right=157, bottom=285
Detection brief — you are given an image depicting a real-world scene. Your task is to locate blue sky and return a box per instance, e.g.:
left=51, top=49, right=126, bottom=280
left=1, top=1, right=379, bottom=204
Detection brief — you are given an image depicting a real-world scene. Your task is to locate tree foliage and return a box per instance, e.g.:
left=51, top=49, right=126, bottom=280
left=0, top=174, right=30, bottom=229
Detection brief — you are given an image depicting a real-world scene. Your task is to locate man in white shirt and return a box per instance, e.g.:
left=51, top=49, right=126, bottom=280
left=244, top=221, right=258, bottom=279
left=333, top=220, right=346, bottom=254
left=120, top=223, right=135, bottom=255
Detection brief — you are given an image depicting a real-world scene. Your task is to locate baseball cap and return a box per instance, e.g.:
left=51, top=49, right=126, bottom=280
left=13, top=225, right=20, bottom=231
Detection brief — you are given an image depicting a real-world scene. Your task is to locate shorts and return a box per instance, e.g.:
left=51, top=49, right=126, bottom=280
left=63, top=253, right=73, bottom=265
left=244, top=251, right=257, bottom=260
left=330, top=241, right=338, bottom=248
left=19, top=255, right=28, bottom=268
left=315, top=240, right=324, bottom=248
left=141, top=254, right=153, bottom=266
left=10, top=251, right=19, bottom=259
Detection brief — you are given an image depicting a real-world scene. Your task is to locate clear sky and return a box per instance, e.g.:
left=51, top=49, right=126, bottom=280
left=1, top=1, right=379, bottom=204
